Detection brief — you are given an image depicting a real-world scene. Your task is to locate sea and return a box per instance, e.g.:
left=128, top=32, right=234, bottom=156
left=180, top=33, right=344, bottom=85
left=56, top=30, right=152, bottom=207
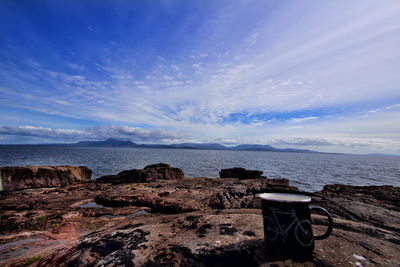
left=0, top=145, right=399, bottom=192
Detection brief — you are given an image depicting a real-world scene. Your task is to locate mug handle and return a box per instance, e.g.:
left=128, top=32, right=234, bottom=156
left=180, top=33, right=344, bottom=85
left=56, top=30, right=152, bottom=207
left=310, top=206, right=333, bottom=240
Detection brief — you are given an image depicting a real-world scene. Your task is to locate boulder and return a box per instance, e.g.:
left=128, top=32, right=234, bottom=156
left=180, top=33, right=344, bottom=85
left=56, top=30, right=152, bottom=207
left=219, top=167, right=263, bottom=179
left=0, top=166, right=92, bottom=191
left=142, top=163, right=185, bottom=180
left=96, top=163, right=184, bottom=183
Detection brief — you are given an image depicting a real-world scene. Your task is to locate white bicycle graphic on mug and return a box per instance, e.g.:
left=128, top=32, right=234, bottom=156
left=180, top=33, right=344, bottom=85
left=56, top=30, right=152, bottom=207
left=263, top=207, right=313, bottom=247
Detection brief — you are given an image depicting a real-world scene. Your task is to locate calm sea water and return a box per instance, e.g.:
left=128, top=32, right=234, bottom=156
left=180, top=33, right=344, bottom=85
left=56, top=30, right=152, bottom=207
left=0, top=146, right=399, bottom=192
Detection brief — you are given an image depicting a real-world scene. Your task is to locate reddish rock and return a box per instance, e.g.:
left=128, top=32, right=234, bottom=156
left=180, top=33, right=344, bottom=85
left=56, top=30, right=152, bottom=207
left=95, top=190, right=202, bottom=213
left=0, top=166, right=91, bottom=191
left=94, top=177, right=297, bottom=213
left=0, top=165, right=399, bottom=266
left=37, top=208, right=400, bottom=267
left=219, top=167, right=264, bottom=179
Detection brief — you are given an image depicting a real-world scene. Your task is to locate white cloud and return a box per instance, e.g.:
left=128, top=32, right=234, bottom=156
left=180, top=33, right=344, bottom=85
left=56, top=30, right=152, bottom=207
left=0, top=126, right=85, bottom=138
left=289, top=117, right=319, bottom=123
left=0, top=125, right=183, bottom=143
left=189, top=53, right=208, bottom=60
left=67, top=63, right=84, bottom=70
left=245, top=30, right=259, bottom=46
left=192, top=63, right=202, bottom=70
left=170, top=64, right=180, bottom=71
left=24, top=59, right=41, bottom=68
left=1, top=1, right=400, bottom=154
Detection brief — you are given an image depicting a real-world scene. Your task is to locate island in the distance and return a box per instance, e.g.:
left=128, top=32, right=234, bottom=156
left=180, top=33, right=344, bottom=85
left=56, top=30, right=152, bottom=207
left=52, top=138, right=316, bottom=153
left=0, top=163, right=398, bottom=266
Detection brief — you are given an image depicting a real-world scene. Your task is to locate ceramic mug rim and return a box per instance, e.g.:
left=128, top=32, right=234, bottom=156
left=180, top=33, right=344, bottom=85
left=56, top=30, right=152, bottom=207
left=259, top=192, right=311, bottom=203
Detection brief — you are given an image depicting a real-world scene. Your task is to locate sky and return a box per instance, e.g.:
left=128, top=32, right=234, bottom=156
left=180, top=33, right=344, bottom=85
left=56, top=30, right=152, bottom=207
left=0, top=0, right=400, bottom=154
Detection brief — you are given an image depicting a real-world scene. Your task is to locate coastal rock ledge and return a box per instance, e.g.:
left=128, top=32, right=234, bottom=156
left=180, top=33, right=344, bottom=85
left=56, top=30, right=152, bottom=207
left=0, top=164, right=399, bottom=266
left=0, top=165, right=92, bottom=191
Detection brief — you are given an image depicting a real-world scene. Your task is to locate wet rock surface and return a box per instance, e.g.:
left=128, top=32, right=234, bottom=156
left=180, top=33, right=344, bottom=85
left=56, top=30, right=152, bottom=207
left=0, top=165, right=399, bottom=266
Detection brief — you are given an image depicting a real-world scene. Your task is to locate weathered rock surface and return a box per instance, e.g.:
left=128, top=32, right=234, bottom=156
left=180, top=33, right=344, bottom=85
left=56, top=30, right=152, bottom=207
left=0, top=165, right=91, bottom=191
left=36, top=209, right=400, bottom=267
left=0, top=166, right=292, bottom=235
left=0, top=164, right=399, bottom=266
left=96, top=163, right=184, bottom=183
left=312, top=184, right=400, bottom=244
left=94, top=177, right=296, bottom=213
left=220, top=167, right=264, bottom=179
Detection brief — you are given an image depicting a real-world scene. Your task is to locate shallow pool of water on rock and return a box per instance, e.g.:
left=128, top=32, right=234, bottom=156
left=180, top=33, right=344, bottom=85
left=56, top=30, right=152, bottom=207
left=79, top=201, right=104, bottom=208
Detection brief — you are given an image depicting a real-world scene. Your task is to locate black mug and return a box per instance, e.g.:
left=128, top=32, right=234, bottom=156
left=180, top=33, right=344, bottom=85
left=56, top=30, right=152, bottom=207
left=260, top=193, right=333, bottom=255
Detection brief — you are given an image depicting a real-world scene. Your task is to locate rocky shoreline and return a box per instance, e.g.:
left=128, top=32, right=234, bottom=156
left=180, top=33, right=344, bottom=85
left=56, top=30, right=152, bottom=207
left=0, top=164, right=399, bottom=266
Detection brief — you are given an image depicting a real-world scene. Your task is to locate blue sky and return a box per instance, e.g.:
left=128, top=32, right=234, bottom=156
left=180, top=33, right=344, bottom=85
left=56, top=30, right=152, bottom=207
left=1, top=0, right=400, bottom=154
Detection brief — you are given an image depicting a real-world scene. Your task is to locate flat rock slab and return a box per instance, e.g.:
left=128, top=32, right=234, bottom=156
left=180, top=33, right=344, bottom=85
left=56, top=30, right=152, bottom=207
left=94, top=177, right=295, bottom=213
left=37, top=209, right=400, bottom=266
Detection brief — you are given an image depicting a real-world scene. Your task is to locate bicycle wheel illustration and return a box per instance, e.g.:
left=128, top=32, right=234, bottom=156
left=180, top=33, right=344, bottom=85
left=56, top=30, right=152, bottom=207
left=295, top=219, right=313, bottom=247
left=263, top=216, right=279, bottom=241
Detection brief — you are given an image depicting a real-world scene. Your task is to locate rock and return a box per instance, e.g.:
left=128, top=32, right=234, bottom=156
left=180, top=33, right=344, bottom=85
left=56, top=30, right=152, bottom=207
left=0, top=166, right=92, bottom=191
left=1, top=165, right=399, bottom=266
left=219, top=167, right=263, bottom=179
left=94, top=177, right=298, bottom=212
left=37, top=208, right=400, bottom=266
left=37, top=210, right=266, bottom=267
left=142, top=163, right=185, bottom=181
left=0, top=174, right=296, bottom=235
left=96, top=163, right=184, bottom=183
left=37, top=227, right=150, bottom=267
left=95, top=190, right=202, bottom=213
left=312, top=184, right=400, bottom=238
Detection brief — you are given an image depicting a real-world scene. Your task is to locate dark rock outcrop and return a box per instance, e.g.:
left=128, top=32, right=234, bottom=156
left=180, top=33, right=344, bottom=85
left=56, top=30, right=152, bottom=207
left=219, top=167, right=263, bottom=179
left=96, top=163, right=184, bottom=183
left=0, top=165, right=91, bottom=191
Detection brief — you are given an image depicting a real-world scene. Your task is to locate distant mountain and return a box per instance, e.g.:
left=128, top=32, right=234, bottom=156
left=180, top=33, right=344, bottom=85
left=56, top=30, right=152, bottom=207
left=74, top=138, right=139, bottom=147
left=170, top=143, right=226, bottom=150
left=70, top=139, right=313, bottom=153
left=231, top=144, right=276, bottom=151
left=230, top=144, right=312, bottom=153
left=367, top=153, right=400, bottom=157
